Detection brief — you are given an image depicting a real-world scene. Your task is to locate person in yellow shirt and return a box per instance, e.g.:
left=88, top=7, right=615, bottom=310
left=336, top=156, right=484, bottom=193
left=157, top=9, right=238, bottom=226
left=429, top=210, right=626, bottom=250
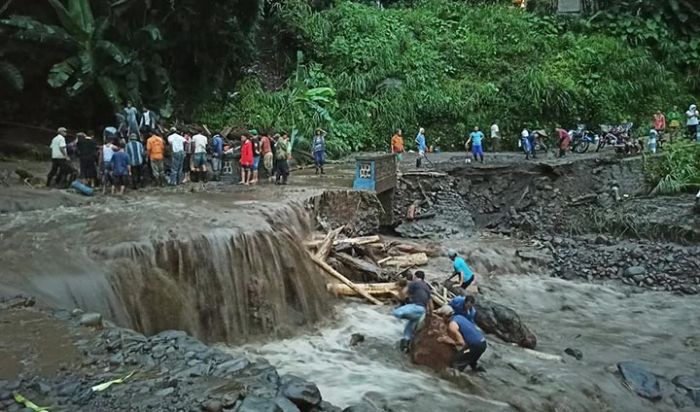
left=391, top=129, right=405, bottom=171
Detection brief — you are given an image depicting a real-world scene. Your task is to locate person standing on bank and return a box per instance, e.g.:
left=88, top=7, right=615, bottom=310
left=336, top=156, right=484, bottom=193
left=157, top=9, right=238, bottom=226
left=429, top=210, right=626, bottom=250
left=124, top=101, right=140, bottom=138
left=447, top=249, right=476, bottom=292
left=466, top=126, right=484, bottom=163
left=415, top=127, right=427, bottom=168
left=436, top=306, right=487, bottom=373
left=47, top=127, right=71, bottom=187
left=275, top=133, right=291, bottom=185
left=110, top=144, right=131, bottom=195
left=167, top=127, right=186, bottom=185
left=393, top=271, right=433, bottom=352
left=239, top=134, right=254, bottom=185
left=76, top=132, right=97, bottom=187
left=146, top=131, right=165, bottom=186
left=312, top=128, right=327, bottom=175
left=192, top=131, right=208, bottom=182
left=126, top=133, right=146, bottom=189
left=686, top=104, right=699, bottom=140
left=260, top=133, right=274, bottom=182
left=211, top=133, right=224, bottom=180
left=391, top=129, right=405, bottom=171
left=489, top=121, right=500, bottom=152
left=140, top=106, right=157, bottom=133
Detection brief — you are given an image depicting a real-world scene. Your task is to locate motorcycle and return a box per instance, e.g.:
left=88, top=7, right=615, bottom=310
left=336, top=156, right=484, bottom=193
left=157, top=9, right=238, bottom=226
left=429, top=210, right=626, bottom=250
left=570, top=129, right=598, bottom=153
left=596, top=123, right=633, bottom=152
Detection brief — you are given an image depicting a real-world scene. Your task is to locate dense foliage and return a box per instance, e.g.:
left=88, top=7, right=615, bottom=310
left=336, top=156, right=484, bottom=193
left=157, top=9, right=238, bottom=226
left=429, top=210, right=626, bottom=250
left=0, top=0, right=261, bottom=123
left=197, top=0, right=688, bottom=154
left=647, top=141, right=700, bottom=195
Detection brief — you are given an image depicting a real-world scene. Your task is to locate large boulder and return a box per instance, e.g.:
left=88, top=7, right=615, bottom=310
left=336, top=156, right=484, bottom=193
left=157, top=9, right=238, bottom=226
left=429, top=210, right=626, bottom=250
left=617, top=362, right=663, bottom=401
left=475, top=299, right=537, bottom=349
left=279, top=375, right=322, bottom=411
left=410, top=314, right=454, bottom=371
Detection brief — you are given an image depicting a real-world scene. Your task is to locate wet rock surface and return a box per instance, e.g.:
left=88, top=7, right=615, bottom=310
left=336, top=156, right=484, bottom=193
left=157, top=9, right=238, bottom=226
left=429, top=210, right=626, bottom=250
left=0, top=305, right=339, bottom=412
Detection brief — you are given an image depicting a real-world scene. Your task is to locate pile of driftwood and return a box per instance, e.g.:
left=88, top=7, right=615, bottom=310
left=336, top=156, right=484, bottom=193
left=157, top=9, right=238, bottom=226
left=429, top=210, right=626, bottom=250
left=305, top=227, right=442, bottom=305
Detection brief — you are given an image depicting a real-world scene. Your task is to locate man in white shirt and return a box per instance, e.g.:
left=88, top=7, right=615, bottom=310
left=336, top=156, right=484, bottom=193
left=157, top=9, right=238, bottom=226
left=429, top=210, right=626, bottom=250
left=47, top=127, right=71, bottom=187
left=168, top=128, right=186, bottom=185
left=490, top=121, right=500, bottom=152
left=192, top=132, right=208, bottom=180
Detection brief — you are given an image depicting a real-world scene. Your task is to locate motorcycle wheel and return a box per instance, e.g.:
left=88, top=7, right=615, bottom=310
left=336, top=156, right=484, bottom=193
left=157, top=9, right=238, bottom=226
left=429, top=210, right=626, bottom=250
left=573, top=140, right=589, bottom=153
left=596, top=140, right=606, bottom=152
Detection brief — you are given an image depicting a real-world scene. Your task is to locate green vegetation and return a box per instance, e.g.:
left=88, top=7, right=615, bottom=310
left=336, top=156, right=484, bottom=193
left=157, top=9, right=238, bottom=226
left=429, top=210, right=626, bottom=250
left=197, top=0, right=689, bottom=154
left=647, top=141, right=700, bottom=195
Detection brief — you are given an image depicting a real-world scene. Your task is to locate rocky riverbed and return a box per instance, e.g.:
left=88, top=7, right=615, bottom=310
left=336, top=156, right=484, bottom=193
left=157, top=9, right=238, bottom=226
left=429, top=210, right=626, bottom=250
left=0, top=297, right=341, bottom=412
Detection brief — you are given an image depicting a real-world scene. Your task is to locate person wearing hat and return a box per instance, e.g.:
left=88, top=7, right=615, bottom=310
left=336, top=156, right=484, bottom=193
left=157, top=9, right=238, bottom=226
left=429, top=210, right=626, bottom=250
left=436, top=305, right=487, bottom=372
left=312, top=128, right=326, bottom=175
left=47, top=127, right=71, bottom=187
left=447, top=249, right=475, bottom=291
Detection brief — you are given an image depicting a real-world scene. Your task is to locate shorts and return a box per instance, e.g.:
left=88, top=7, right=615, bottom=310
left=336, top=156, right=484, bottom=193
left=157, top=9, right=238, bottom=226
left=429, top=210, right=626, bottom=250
left=395, top=153, right=403, bottom=162
left=211, top=157, right=221, bottom=172
left=263, top=152, right=273, bottom=172
left=193, top=152, right=207, bottom=167
left=113, top=174, right=128, bottom=186
left=461, top=276, right=474, bottom=289
left=252, top=156, right=260, bottom=171
left=313, top=151, right=325, bottom=166
left=472, top=144, right=483, bottom=156
left=79, top=158, right=97, bottom=179
left=418, top=150, right=425, bottom=156
left=240, top=163, right=252, bottom=171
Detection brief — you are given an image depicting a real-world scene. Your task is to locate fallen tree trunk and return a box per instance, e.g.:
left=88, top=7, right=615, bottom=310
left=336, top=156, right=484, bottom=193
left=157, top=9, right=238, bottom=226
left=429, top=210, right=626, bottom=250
left=386, top=241, right=442, bottom=257
left=334, top=235, right=381, bottom=247
left=309, top=252, right=383, bottom=305
left=380, top=253, right=428, bottom=268
left=335, top=252, right=384, bottom=280
left=327, top=282, right=399, bottom=298
left=316, top=226, right=344, bottom=260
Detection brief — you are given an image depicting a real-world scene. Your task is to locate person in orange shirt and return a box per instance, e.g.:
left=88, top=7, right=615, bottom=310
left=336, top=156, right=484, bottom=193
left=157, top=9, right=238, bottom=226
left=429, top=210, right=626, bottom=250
left=146, top=131, right=166, bottom=186
left=391, top=128, right=404, bottom=171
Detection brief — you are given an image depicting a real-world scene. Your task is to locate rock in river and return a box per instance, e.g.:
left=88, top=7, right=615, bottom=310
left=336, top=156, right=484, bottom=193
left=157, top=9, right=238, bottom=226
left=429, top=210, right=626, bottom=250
left=79, top=312, right=102, bottom=327
left=280, top=375, right=322, bottom=411
left=475, top=299, right=537, bottom=349
left=617, top=361, right=663, bottom=401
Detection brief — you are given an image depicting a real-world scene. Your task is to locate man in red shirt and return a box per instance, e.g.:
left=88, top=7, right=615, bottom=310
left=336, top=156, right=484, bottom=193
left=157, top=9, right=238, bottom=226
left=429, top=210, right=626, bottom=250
left=239, top=134, right=254, bottom=185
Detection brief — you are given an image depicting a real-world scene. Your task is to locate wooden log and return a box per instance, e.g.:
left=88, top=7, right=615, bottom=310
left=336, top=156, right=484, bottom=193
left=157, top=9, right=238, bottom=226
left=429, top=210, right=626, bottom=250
left=401, top=171, right=448, bottom=178
left=335, top=252, right=383, bottom=280
left=334, top=235, right=381, bottom=247
left=387, top=241, right=442, bottom=257
left=326, top=282, right=400, bottom=297
left=309, top=253, right=383, bottom=305
left=380, top=253, right=428, bottom=268
left=315, top=226, right=344, bottom=260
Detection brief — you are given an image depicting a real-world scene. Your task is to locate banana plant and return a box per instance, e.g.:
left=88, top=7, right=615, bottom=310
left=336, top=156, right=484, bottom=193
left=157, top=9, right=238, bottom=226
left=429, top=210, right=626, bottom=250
left=1, top=0, right=170, bottom=109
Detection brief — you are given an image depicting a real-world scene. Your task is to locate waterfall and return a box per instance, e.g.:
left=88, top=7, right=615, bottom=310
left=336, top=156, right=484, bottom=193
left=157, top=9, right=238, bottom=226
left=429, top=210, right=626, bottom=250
left=12, top=202, right=331, bottom=344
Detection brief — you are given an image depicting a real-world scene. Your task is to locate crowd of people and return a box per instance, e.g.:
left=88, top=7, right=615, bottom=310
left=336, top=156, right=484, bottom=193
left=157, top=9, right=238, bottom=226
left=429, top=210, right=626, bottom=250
left=393, top=250, right=485, bottom=373
left=46, top=102, right=332, bottom=193
left=387, top=103, right=700, bottom=167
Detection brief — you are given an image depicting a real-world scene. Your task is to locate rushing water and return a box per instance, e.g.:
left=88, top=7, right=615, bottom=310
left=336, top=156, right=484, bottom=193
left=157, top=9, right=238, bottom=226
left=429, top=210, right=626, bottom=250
left=226, top=273, right=700, bottom=412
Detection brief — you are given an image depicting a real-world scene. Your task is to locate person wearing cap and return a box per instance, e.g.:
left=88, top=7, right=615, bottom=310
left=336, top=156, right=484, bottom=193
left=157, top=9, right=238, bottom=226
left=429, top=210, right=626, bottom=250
left=126, top=133, right=146, bottom=189
left=47, top=127, right=71, bottom=187
left=447, top=250, right=475, bottom=291
left=393, top=270, right=433, bottom=352
left=436, top=305, right=487, bottom=372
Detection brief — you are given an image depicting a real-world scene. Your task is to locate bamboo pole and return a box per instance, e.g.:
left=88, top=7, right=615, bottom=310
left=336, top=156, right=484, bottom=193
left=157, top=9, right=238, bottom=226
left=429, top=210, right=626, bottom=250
left=309, top=252, right=383, bottom=305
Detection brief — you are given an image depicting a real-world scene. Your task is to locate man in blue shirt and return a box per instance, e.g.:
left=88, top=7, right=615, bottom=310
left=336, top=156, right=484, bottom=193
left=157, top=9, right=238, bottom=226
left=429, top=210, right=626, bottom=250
left=447, top=249, right=475, bottom=290
left=466, top=126, right=484, bottom=163
left=110, top=144, right=131, bottom=195
left=211, top=133, right=224, bottom=179
left=393, top=270, right=433, bottom=352
left=437, top=306, right=487, bottom=372
left=415, top=127, right=427, bottom=168
left=448, top=295, right=476, bottom=322
left=125, top=133, right=145, bottom=189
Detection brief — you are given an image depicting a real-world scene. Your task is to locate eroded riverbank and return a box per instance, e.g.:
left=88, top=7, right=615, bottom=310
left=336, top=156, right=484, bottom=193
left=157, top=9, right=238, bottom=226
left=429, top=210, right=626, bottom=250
left=1, top=153, right=699, bottom=411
